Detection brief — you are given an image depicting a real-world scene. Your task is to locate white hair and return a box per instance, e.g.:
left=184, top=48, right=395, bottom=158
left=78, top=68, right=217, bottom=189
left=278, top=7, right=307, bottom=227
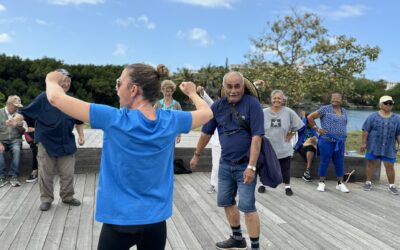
left=222, top=71, right=244, bottom=87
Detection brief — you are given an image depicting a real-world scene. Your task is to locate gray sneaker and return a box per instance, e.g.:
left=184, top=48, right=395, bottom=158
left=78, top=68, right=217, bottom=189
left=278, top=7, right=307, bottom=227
left=0, top=177, right=8, bottom=188
left=207, top=185, right=216, bottom=194
left=9, top=176, right=21, bottom=187
left=388, top=186, right=399, bottom=195
left=363, top=183, right=372, bottom=191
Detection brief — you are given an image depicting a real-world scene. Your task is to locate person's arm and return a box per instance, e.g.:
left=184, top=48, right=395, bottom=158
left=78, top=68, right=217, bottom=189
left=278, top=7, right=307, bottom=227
left=397, top=135, right=400, bottom=155
left=307, top=111, right=326, bottom=135
left=46, top=71, right=90, bottom=123
left=360, top=130, right=368, bottom=153
left=243, top=135, right=262, bottom=184
left=75, top=124, right=85, bottom=145
left=190, top=132, right=212, bottom=170
left=179, top=82, right=213, bottom=129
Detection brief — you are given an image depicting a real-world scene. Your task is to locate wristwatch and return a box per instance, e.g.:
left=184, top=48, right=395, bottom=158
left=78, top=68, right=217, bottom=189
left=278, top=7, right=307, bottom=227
left=247, top=165, right=256, bottom=171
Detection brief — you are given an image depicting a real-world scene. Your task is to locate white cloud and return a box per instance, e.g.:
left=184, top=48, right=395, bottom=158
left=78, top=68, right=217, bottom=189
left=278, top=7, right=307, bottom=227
left=216, top=34, right=227, bottom=40
left=36, top=19, right=48, bottom=25
left=0, top=33, right=12, bottom=43
left=177, top=28, right=213, bottom=47
left=172, top=0, right=236, bottom=8
left=48, top=0, right=104, bottom=6
left=112, top=43, right=127, bottom=56
left=115, top=15, right=155, bottom=30
left=0, top=17, right=27, bottom=24
left=0, top=4, right=6, bottom=12
left=293, top=4, right=366, bottom=20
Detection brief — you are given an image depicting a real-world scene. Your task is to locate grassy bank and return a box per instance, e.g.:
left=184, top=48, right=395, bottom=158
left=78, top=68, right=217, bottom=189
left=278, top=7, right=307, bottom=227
left=346, top=130, right=362, bottom=154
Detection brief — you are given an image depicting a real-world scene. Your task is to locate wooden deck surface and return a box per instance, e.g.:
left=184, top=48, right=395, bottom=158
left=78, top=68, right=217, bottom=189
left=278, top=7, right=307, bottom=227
left=1, top=172, right=399, bottom=250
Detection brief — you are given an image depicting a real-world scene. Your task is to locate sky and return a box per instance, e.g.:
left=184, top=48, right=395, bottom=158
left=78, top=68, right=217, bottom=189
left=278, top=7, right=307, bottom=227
left=0, top=0, right=399, bottom=82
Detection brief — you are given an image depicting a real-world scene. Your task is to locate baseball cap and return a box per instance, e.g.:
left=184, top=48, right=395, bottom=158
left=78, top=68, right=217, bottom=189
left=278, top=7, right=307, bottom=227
left=379, top=95, right=394, bottom=103
left=55, top=68, right=72, bottom=77
left=7, top=95, right=23, bottom=108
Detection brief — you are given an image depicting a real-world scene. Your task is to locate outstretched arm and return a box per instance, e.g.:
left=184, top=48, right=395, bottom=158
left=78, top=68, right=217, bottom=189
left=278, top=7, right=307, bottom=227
left=46, top=71, right=90, bottom=123
left=179, top=82, right=213, bottom=129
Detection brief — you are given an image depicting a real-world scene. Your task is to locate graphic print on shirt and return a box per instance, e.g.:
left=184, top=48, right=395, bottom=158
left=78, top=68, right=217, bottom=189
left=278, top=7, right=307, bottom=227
left=271, top=118, right=281, bottom=128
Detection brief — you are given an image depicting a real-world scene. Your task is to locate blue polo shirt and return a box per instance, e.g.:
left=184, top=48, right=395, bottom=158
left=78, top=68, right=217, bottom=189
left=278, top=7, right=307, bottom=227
left=202, top=94, right=264, bottom=162
left=19, top=92, right=82, bottom=157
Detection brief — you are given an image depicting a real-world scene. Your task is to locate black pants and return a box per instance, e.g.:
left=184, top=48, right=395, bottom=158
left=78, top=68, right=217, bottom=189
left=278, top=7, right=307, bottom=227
left=30, top=143, right=38, bottom=171
left=98, top=221, right=166, bottom=250
left=279, top=156, right=291, bottom=184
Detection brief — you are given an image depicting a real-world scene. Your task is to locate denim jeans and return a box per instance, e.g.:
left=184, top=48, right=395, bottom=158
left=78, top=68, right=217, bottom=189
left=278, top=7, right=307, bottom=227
left=0, top=140, right=22, bottom=177
left=217, top=159, right=257, bottom=213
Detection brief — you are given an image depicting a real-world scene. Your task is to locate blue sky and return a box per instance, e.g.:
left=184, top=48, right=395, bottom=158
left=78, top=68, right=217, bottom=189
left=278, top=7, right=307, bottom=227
left=0, top=0, right=399, bottom=82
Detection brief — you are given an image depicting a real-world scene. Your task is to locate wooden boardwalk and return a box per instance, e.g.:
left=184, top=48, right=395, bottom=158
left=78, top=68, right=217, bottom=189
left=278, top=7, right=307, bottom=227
left=0, top=172, right=399, bottom=249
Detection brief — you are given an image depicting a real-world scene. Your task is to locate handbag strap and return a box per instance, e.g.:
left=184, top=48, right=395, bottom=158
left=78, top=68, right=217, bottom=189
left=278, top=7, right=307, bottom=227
left=229, top=104, right=251, bottom=133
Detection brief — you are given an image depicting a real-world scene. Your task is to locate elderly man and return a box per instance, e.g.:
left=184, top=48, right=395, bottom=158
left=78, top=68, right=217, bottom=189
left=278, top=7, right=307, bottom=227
left=191, top=72, right=264, bottom=250
left=361, top=95, right=400, bottom=195
left=0, top=95, right=26, bottom=187
left=11, top=69, right=85, bottom=211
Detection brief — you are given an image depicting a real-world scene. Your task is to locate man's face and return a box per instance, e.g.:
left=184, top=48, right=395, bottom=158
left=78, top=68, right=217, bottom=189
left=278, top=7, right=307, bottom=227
left=380, top=100, right=394, bottom=112
left=6, top=103, right=18, bottom=114
left=223, top=74, right=244, bottom=104
left=59, top=76, right=71, bottom=93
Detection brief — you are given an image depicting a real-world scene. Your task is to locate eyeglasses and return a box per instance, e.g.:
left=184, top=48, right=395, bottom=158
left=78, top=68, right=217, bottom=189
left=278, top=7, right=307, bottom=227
left=116, top=78, right=122, bottom=89
left=383, top=101, right=394, bottom=106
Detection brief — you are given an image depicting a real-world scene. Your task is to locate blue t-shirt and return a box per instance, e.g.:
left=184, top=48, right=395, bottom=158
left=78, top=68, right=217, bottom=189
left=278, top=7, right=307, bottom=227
left=202, top=94, right=264, bottom=162
left=318, top=104, right=347, bottom=136
left=90, top=104, right=192, bottom=225
left=19, top=92, right=82, bottom=157
left=362, top=112, right=400, bottom=158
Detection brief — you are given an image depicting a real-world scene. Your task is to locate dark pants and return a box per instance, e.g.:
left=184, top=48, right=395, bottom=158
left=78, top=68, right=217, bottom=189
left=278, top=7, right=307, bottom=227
left=98, top=221, right=167, bottom=250
left=30, top=143, right=38, bottom=171
left=279, top=156, right=291, bottom=184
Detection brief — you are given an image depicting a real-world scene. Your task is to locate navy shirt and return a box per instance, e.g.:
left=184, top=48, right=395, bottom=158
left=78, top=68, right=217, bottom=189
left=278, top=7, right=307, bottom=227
left=202, top=94, right=264, bottom=162
left=20, top=92, right=82, bottom=157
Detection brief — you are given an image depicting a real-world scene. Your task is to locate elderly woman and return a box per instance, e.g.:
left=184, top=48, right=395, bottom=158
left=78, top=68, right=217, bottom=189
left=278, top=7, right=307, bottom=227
left=154, top=80, right=183, bottom=143
left=258, top=90, right=304, bottom=196
left=308, top=92, right=350, bottom=193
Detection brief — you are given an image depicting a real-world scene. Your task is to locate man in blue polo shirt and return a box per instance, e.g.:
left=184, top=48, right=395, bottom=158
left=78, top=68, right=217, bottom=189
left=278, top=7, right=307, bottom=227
left=190, top=71, right=264, bottom=250
left=11, top=69, right=85, bottom=211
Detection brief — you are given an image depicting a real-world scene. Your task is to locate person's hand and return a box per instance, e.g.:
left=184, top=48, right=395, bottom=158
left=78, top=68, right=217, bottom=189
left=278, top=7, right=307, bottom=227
left=360, top=143, right=367, bottom=153
left=285, top=132, right=295, bottom=143
left=0, top=143, right=4, bottom=154
left=190, top=155, right=199, bottom=170
left=78, top=136, right=85, bottom=146
left=27, top=127, right=35, bottom=133
left=196, top=86, right=204, bottom=97
left=176, top=136, right=181, bottom=144
left=179, top=81, right=197, bottom=97
left=243, top=168, right=255, bottom=184
left=317, top=128, right=327, bottom=135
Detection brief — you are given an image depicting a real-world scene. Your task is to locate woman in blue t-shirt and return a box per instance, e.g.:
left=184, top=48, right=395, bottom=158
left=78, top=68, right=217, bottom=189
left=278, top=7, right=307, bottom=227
left=41, top=64, right=213, bottom=250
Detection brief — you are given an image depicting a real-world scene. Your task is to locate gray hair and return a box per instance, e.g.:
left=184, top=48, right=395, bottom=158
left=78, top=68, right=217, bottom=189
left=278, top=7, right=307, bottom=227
left=222, top=71, right=244, bottom=87
left=270, top=89, right=287, bottom=100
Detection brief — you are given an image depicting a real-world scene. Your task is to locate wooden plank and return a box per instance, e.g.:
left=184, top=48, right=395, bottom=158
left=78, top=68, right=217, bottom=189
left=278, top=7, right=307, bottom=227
left=92, top=173, right=101, bottom=250
left=59, top=174, right=86, bottom=249
left=76, top=173, right=95, bottom=250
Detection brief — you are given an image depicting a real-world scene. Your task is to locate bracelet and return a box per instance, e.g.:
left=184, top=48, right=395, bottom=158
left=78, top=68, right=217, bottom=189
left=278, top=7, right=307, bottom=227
left=194, top=151, right=201, bottom=157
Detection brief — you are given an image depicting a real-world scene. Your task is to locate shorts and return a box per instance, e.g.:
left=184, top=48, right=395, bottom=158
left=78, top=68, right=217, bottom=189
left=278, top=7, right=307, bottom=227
left=299, top=145, right=317, bottom=161
left=365, top=152, right=396, bottom=163
left=217, top=159, right=257, bottom=213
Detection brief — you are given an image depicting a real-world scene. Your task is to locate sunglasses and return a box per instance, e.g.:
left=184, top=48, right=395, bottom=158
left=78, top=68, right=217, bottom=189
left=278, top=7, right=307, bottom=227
left=116, top=78, right=122, bottom=89
left=383, top=101, right=394, bottom=106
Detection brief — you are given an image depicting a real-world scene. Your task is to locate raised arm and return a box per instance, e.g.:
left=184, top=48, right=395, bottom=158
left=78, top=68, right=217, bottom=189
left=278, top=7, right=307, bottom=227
left=307, top=111, right=325, bottom=135
left=179, top=82, right=213, bottom=129
left=46, top=71, right=90, bottom=123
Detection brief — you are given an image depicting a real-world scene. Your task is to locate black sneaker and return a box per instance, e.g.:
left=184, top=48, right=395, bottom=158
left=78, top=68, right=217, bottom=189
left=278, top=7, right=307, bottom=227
left=26, top=175, right=38, bottom=183
left=257, top=185, right=266, bottom=193
left=302, top=170, right=312, bottom=182
left=62, top=198, right=81, bottom=206
left=216, top=236, right=247, bottom=250
left=285, top=188, right=293, bottom=196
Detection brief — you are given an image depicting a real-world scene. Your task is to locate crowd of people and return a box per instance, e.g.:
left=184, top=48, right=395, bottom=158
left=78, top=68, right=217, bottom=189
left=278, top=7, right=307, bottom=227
left=0, top=66, right=399, bottom=250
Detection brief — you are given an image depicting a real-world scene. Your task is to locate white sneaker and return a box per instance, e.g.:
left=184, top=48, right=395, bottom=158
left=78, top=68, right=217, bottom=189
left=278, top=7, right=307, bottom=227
left=336, top=183, right=350, bottom=193
left=317, top=182, right=325, bottom=192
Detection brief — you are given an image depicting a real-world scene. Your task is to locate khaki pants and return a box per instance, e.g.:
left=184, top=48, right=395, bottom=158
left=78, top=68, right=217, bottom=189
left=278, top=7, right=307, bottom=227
left=37, top=143, right=75, bottom=203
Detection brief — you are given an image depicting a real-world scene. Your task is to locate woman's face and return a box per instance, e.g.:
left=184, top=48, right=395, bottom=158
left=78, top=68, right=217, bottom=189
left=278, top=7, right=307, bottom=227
left=331, top=93, right=342, bottom=107
left=162, top=87, right=174, bottom=98
left=116, top=69, right=134, bottom=108
left=271, top=92, right=284, bottom=108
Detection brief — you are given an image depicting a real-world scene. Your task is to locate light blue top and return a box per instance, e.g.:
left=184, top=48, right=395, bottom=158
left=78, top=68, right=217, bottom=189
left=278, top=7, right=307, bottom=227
left=90, top=103, right=192, bottom=225
left=362, top=112, right=400, bottom=158
left=318, top=104, right=348, bottom=136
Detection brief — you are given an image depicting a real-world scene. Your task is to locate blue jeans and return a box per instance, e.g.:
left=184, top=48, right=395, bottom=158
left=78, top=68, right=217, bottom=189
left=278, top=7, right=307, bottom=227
left=217, top=159, right=257, bottom=213
left=0, top=140, right=22, bottom=177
